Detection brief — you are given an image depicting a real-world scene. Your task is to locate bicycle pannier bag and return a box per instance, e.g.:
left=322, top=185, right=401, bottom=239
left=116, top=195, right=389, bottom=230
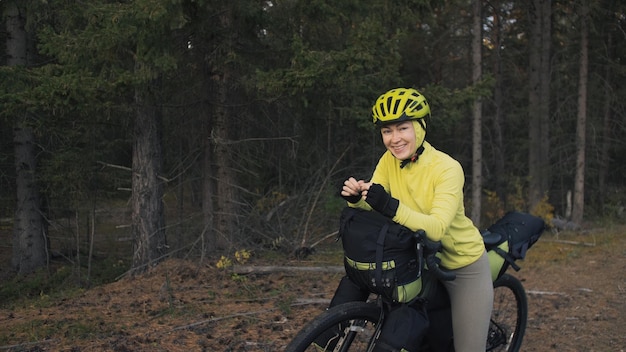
left=372, top=302, right=429, bottom=352
left=339, top=207, right=422, bottom=303
left=484, top=211, right=546, bottom=280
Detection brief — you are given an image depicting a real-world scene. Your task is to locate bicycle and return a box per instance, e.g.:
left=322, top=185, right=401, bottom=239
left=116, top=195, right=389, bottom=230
left=285, top=230, right=528, bottom=352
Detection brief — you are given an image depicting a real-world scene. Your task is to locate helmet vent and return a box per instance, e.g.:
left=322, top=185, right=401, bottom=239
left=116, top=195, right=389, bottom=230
left=392, top=99, right=401, bottom=114
left=372, top=88, right=430, bottom=126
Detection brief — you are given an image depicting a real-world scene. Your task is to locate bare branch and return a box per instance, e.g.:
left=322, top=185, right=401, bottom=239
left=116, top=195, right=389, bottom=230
left=97, top=161, right=171, bottom=182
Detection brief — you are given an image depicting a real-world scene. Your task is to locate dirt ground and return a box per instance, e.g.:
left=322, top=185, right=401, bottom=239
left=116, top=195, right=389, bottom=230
left=0, top=226, right=625, bottom=352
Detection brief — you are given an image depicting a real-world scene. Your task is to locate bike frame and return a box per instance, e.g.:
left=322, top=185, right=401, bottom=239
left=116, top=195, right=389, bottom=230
left=285, top=231, right=528, bottom=352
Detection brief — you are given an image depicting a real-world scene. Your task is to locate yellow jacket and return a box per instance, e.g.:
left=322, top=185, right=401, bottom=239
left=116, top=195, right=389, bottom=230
left=351, top=141, right=484, bottom=269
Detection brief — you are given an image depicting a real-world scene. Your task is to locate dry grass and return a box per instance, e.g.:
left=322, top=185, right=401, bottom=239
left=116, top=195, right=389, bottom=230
left=1, top=226, right=625, bottom=351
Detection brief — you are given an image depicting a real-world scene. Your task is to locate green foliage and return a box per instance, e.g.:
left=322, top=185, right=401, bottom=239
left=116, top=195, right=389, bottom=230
left=0, top=66, right=33, bottom=119
left=255, top=191, right=290, bottom=213
left=276, top=295, right=295, bottom=315
left=37, top=0, right=185, bottom=82
left=1, top=0, right=625, bottom=280
left=504, top=179, right=528, bottom=213
left=482, top=184, right=555, bottom=229
left=323, top=187, right=349, bottom=215
left=0, top=256, right=127, bottom=309
left=0, top=266, right=76, bottom=308
left=483, top=189, right=506, bottom=226
left=253, top=0, right=421, bottom=120
left=0, top=316, right=110, bottom=346
left=530, top=195, right=555, bottom=228
left=422, top=77, right=495, bottom=133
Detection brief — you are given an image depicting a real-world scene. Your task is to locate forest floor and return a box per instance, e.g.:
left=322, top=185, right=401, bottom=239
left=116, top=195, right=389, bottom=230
left=0, top=224, right=625, bottom=351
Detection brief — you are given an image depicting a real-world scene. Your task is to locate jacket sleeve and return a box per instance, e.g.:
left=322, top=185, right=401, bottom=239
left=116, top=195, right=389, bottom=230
left=392, top=162, right=465, bottom=241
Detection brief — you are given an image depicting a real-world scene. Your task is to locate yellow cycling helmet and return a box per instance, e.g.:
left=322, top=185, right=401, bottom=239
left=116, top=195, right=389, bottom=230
left=372, top=88, right=430, bottom=126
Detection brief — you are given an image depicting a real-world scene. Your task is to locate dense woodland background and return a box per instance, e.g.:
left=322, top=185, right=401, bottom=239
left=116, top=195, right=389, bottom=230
left=1, top=0, right=625, bottom=283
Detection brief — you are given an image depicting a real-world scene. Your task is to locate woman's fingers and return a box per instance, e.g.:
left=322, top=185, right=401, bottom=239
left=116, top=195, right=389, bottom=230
left=343, top=177, right=363, bottom=196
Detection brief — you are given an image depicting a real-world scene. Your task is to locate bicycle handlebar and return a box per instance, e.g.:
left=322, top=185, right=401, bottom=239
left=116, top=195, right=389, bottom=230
left=414, top=230, right=456, bottom=281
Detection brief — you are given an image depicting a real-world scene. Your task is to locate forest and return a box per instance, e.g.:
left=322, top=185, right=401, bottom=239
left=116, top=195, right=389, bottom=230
left=1, top=0, right=625, bottom=282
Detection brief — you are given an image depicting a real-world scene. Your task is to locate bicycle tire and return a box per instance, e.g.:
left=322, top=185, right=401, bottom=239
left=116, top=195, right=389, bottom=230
left=488, top=273, right=528, bottom=352
left=287, top=274, right=528, bottom=352
left=285, top=301, right=381, bottom=352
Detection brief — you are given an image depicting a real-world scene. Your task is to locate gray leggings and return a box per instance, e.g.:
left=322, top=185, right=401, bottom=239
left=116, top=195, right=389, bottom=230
left=442, top=251, right=494, bottom=352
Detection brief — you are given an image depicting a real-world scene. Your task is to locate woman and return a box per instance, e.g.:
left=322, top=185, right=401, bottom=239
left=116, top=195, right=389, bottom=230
left=340, top=88, right=493, bottom=352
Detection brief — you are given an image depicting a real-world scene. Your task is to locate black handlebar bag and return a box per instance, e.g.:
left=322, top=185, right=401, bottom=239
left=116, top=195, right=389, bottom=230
left=339, top=207, right=422, bottom=303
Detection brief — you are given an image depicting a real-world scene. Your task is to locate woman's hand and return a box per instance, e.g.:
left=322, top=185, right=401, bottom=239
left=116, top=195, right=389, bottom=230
left=359, top=182, right=372, bottom=197
left=341, top=177, right=366, bottom=203
left=365, top=183, right=399, bottom=218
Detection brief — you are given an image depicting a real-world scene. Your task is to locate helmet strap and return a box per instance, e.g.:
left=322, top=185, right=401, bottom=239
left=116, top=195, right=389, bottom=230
left=400, top=144, right=425, bottom=169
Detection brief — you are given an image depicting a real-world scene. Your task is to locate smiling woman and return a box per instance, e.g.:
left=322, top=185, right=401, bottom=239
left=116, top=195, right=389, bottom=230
left=380, top=121, right=421, bottom=162
left=333, top=87, right=495, bottom=352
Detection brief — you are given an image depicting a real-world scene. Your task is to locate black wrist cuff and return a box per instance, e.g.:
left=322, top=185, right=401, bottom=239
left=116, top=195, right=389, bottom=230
left=342, top=194, right=362, bottom=204
left=382, top=197, right=399, bottom=218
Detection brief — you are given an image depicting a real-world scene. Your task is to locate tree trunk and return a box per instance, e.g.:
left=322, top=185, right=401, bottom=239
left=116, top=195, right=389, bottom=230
left=7, top=1, right=48, bottom=274
left=527, top=0, right=552, bottom=210
left=491, top=2, right=506, bottom=204
left=202, top=84, right=216, bottom=254
left=212, top=75, right=235, bottom=251
left=572, top=0, right=589, bottom=224
left=538, top=0, right=551, bottom=200
left=209, top=6, right=237, bottom=251
left=12, top=126, right=48, bottom=274
left=597, top=12, right=615, bottom=210
left=470, top=0, right=483, bottom=225
left=131, top=81, right=167, bottom=273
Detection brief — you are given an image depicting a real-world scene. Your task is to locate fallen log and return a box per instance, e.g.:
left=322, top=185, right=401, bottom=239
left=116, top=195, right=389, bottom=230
left=0, top=339, right=58, bottom=351
left=526, top=290, right=567, bottom=296
left=233, top=265, right=344, bottom=274
left=542, top=239, right=595, bottom=247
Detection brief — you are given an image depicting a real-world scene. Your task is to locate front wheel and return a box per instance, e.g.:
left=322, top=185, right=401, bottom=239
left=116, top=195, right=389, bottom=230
left=487, top=273, right=528, bottom=351
left=285, top=301, right=381, bottom=352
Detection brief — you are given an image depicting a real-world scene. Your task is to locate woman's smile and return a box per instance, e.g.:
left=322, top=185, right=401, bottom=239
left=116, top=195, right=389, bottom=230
left=390, top=143, right=408, bottom=156
left=381, top=121, right=416, bottom=160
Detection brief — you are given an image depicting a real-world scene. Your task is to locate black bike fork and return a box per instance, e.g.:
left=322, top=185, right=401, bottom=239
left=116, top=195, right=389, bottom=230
left=335, top=298, right=386, bottom=352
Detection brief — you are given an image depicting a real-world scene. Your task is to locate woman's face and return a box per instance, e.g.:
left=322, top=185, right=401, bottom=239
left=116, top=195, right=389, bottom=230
left=380, top=121, right=416, bottom=160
